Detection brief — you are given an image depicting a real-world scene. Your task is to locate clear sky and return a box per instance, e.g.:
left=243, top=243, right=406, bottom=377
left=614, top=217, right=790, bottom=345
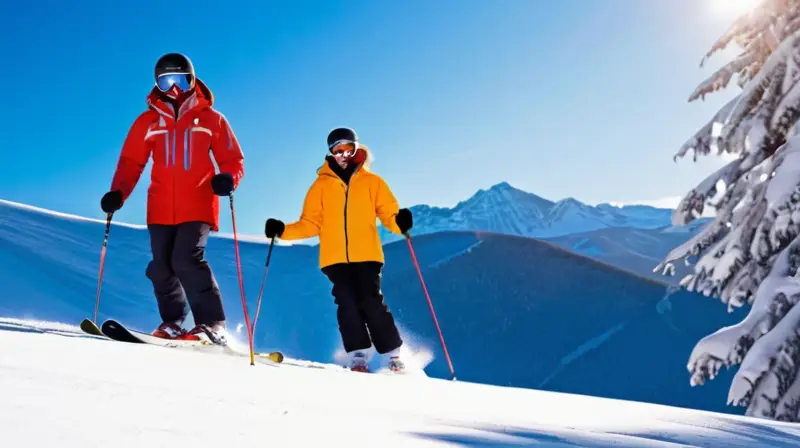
left=0, top=0, right=749, bottom=236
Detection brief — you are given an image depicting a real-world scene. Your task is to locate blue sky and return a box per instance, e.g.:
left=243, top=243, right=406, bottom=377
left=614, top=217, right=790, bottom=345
left=0, top=0, right=745, bottom=236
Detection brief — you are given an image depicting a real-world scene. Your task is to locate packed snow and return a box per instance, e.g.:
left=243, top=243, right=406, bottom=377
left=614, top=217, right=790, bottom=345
left=2, top=318, right=800, bottom=447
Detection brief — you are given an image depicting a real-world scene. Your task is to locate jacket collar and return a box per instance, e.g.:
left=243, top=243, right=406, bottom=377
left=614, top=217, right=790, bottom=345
left=318, top=156, right=362, bottom=184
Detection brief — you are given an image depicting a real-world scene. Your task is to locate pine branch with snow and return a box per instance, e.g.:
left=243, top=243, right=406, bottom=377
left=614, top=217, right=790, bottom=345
left=659, top=0, right=800, bottom=422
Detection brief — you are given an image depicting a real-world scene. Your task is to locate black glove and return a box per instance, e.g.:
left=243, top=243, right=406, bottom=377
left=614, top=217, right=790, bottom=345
left=211, top=173, right=234, bottom=196
left=101, top=190, right=123, bottom=213
left=265, top=218, right=285, bottom=239
left=396, top=208, right=412, bottom=234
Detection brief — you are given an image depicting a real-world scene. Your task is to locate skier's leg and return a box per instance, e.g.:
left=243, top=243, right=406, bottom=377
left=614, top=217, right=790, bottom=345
left=322, top=263, right=372, bottom=363
left=355, top=261, right=403, bottom=355
left=145, top=224, right=188, bottom=330
left=171, top=222, right=226, bottom=331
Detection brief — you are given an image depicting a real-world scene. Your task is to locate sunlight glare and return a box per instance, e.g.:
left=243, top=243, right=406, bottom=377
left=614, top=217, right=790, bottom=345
left=710, top=0, right=764, bottom=17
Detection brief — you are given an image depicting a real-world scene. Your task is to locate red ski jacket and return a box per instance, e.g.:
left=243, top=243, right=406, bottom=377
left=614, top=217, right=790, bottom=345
left=109, top=79, right=244, bottom=231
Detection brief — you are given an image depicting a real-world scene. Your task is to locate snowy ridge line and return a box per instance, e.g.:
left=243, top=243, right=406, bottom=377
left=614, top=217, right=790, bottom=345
left=0, top=198, right=310, bottom=246
left=400, top=226, right=682, bottom=289
left=523, top=230, right=676, bottom=288
left=0, top=199, right=147, bottom=229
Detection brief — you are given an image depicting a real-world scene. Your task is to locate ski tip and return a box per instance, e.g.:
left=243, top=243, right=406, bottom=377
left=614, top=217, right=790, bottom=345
left=100, top=319, right=124, bottom=331
left=79, top=318, right=103, bottom=336
left=257, top=351, right=284, bottom=363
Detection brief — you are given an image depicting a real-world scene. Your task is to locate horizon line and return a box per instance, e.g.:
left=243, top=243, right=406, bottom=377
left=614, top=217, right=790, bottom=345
left=0, top=198, right=315, bottom=246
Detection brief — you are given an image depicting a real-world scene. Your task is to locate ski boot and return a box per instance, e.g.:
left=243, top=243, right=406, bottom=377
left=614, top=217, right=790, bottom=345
left=349, top=351, right=369, bottom=373
left=181, top=323, right=227, bottom=346
left=151, top=322, right=186, bottom=339
left=388, top=356, right=406, bottom=373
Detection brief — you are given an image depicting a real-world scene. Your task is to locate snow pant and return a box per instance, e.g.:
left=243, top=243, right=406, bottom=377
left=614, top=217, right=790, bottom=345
left=322, top=261, right=403, bottom=354
left=145, top=222, right=225, bottom=327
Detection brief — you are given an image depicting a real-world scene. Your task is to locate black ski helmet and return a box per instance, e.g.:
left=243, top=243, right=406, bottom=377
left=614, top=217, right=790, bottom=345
left=327, top=127, right=358, bottom=149
left=154, top=53, right=195, bottom=84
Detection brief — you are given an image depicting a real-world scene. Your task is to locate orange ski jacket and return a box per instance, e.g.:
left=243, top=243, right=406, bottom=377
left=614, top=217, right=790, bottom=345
left=281, top=152, right=403, bottom=268
left=109, top=79, right=244, bottom=231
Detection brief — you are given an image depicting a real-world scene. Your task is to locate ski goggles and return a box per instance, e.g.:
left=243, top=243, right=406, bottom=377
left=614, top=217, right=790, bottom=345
left=329, top=139, right=358, bottom=158
left=156, top=73, right=193, bottom=92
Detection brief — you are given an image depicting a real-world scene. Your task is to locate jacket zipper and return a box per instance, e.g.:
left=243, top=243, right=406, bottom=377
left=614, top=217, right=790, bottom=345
left=342, top=166, right=363, bottom=263
left=344, top=182, right=350, bottom=263
left=172, top=118, right=177, bottom=225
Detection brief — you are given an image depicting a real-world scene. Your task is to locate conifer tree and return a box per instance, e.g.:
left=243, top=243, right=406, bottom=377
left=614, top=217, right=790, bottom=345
left=657, top=0, right=800, bottom=421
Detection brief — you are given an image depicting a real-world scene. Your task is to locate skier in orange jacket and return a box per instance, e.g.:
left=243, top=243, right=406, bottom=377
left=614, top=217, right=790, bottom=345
left=264, top=127, right=413, bottom=372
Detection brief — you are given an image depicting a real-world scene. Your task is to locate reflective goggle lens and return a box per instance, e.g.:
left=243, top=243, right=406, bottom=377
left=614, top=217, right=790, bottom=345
left=330, top=139, right=357, bottom=157
left=156, top=73, right=193, bottom=92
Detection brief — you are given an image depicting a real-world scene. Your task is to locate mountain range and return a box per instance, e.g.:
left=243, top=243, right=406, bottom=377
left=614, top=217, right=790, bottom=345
left=380, top=181, right=709, bottom=282
left=381, top=182, right=675, bottom=242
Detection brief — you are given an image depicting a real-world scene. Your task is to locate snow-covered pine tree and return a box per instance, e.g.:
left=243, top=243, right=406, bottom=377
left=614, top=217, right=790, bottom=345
left=655, top=0, right=800, bottom=421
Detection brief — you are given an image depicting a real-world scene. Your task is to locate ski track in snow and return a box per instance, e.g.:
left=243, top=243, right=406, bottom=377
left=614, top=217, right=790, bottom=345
left=2, top=319, right=800, bottom=447
left=428, top=240, right=484, bottom=268
left=538, top=321, right=628, bottom=388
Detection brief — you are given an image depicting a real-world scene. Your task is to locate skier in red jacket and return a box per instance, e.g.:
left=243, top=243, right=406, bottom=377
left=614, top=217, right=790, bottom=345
left=100, top=53, right=244, bottom=345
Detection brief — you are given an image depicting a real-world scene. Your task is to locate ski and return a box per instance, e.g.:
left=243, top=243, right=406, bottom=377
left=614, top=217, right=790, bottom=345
left=79, top=318, right=104, bottom=336
left=100, top=319, right=284, bottom=364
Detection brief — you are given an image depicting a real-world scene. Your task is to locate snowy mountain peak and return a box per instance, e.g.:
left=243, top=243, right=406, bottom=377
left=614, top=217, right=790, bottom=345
left=552, top=197, right=586, bottom=209
left=488, top=181, right=513, bottom=191
left=382, top=182, right=675, bottom=241
left=457, top=182, right=553, bottom=214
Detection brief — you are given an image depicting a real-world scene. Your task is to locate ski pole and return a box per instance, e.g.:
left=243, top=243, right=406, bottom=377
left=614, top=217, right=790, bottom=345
left=229, top=194, right=255, bottom=366
left=93, top=213, right=113, bottom=324
left=404, top=233, right=456, bottom=381
left=251, top=237, right=275, bottom=339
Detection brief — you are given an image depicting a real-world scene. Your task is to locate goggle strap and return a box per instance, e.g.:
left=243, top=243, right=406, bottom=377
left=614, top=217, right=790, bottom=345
left=329, top=139, right=356, bottom=150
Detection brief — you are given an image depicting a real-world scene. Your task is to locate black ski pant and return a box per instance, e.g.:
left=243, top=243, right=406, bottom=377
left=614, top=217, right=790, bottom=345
left=145, top=222, right=225, bottom=327
left=322, top=261, right=403, bottom=354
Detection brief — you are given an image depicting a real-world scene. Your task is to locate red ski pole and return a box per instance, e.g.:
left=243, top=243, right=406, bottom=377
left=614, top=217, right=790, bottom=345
left=404, top=233, right=456, bottom=381
left=229, top=194, right=255, bottom=366
left=251, top=237, right=275, bottom=339
left=93, top=213, right=113, bottom=324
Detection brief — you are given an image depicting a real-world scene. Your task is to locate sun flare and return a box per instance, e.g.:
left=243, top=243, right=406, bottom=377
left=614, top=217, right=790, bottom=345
left=710, top=0, right=765, bottom=17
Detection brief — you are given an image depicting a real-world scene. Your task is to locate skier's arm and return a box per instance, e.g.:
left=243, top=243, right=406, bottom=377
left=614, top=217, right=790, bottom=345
left=282, top=181, right=324, bottom=240
left=110, top=114, right=153, bottom=202
left=210, top=113, right=245, bottom=189
left=375, top=176, right=402, bottom=234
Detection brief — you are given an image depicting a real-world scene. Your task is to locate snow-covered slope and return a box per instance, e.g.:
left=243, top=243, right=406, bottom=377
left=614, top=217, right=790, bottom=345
left=380, top=182, right=675, bottom=243
left=545, top=219, right=711, bottom=282
left=0, top=198, right=742, bottom=415
left=3, top=320, right=800, bottom=447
